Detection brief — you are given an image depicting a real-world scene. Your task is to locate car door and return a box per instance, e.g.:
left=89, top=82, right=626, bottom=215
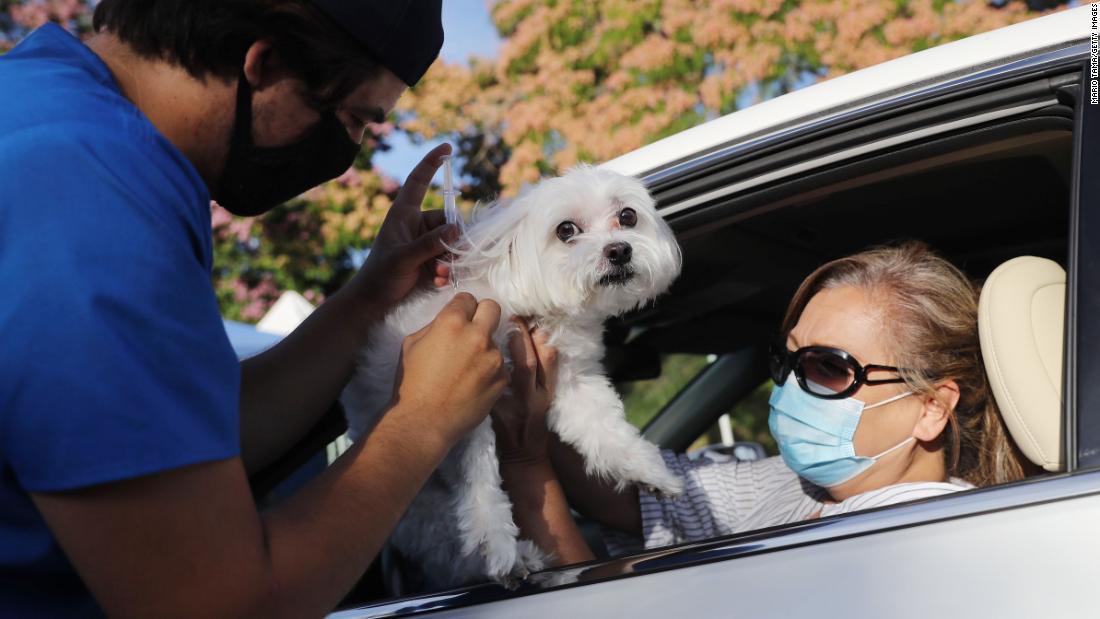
left=328, top=33, right=1100, bottom=619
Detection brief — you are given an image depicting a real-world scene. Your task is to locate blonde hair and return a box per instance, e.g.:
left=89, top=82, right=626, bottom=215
left=780, top=241, right=1029, bottom=486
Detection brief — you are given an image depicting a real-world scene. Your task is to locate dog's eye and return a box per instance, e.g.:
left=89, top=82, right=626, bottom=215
left=556, top=221, right=581, bottom=242
left=619, top=208, right=638, bottom=228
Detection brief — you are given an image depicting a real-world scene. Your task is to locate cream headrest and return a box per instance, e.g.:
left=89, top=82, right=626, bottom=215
left=978, top=256, right=1064, bottom=472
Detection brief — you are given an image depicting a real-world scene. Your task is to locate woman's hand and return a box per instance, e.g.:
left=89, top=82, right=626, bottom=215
left=491, top=319, right=559, bottom=467
left=492, top=322, right=594, bottom=567
left=349, top=143, right=459, bottom=323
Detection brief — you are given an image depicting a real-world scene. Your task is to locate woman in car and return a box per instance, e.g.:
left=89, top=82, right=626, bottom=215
left=493, top=241, right=1033, bottom=565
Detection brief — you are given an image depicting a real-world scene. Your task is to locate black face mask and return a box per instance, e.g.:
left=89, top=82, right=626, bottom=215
left=214, top=72, right=362, bottom=217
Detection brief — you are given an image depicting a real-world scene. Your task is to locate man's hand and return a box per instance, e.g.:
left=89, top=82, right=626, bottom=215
left=240, top=143, right=455, bottom=473
left=389, top=293, right=509, bottom=447
left=351, top=143, right=459, bottom=321
left=33, top=297, right=509, bottom=619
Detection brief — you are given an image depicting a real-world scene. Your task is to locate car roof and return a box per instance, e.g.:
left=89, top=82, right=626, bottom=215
left=601, top=5, right=1089, bottom=180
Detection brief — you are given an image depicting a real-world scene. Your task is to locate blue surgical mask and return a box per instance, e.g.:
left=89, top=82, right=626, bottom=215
left=768, top=379, right=915, bottom=488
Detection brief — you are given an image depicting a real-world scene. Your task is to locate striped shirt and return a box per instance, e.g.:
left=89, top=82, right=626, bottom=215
left=604, top=452, right=973, bottom=555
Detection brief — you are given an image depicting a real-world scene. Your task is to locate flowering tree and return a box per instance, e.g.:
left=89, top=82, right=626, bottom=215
left=4, top=0, right=1069, bottom=321
left=400, top=0, right=1066, bottom=195
left=0, top=0, right=90, bottom=50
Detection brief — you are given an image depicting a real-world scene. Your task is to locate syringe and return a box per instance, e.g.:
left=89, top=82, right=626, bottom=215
left=440, top=155, right=465, bottom=288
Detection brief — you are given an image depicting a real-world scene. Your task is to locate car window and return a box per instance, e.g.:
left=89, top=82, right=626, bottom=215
left=590, top=64, right=1077, bottom=568
left=620, top=354, right=714, bottom=429
left=688, top=380, right=777, bottom=455
left=315, top=53, right=1090, bottom=618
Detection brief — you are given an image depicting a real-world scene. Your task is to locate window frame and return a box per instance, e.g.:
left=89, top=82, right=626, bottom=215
left=329, top=43, right=1098, bottom=619
left=1069, top=64, right=1100, bottom=470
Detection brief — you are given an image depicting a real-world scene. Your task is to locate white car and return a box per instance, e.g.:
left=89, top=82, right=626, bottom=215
left=309, top=6, right=1100, bottom=617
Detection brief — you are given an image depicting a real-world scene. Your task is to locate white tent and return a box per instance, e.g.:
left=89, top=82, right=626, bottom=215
left=257, top=290, right=316, bottom=336
left=222, top=320, right=283, bottom=359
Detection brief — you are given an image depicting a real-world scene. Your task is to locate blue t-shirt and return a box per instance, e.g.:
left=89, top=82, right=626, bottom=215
left=0, top=25, right=241, bottom=617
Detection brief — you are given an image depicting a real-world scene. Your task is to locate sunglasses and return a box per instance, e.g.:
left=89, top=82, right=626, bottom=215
left=768, top=340, right=908, bottom=400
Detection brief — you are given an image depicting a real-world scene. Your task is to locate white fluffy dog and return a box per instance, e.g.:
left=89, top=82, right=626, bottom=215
left=342, top=165, right=684, bottom=588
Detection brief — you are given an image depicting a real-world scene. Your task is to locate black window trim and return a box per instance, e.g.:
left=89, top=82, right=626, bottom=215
left=1069, top=64, right=1100, bottom=470
left=328, top=43, right=1098, bottom=619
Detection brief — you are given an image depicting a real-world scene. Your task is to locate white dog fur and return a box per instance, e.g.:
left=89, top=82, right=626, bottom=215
left=342, top=165, right=684, bottom=588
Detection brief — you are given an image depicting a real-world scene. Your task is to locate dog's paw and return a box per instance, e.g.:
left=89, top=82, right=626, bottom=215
left=515, top=539, right=550, bottom=575
left=494, top=572, right=523, bottom=591
left=485, top=540, right=551, bottom=589
left=479, top=532, right=520, bottom=585
left=526, top=568, right=582, bottom=588
left=642, top=485, right=674, bottom=501
left=638, top=467, right=684, bottom=499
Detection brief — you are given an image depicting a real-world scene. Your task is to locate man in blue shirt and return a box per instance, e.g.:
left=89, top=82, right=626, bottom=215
left=0, top=1, right=511, bottom=617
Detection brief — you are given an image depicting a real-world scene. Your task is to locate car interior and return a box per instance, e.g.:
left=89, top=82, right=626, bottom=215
left=581, top=70, right=1079, bottom=572
left=250, top=67, right=1081, bottom=606
left=978, top=255, right=1064, bottom=473
left=607, top=82, right=1075, bottom=463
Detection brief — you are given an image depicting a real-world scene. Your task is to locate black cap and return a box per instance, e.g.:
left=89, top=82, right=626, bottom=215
left=312, top=0, right=444, bottom=86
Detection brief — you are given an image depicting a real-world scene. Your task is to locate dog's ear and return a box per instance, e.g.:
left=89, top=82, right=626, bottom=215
left=452, top=194, right=531, bottom=289
left=481, top=201, right=532, bottom=293
left=468, top=194, right=511, bottom=226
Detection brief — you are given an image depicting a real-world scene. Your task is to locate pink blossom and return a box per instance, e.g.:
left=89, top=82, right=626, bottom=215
left=10, top=0, right=86, bottom=29
left=240, top=300, right=266, bottom=322
left=380, top=174, right=401, bottom=195
left=334, top=166, right=363, bottom=187
left=228, top=219, right=253, bottom=244
left=210, top=202, right=233, bottom=228
left=231, top=280, right=249, bottom=303
left=620, top=35, right=677, bottom=72
left=367, top=121, right=395, bottom=137
left=235, top=275, right=281, bottom=321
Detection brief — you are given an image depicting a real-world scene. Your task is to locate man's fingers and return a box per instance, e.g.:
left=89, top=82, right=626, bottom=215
left=405, top=143, right=452, bottom=192
left=438, top=292, right=479, bottom=322
left=471, top=298, right=502, bottom=334
left=404, top=320, right=433, bottom=346
left=433, top=259, right=451, bottom=287
left=406, top=223, right=458, bottom=266
left=422, top=209, right=447, bottom=231
left=393, top=144, right=453, bottom=214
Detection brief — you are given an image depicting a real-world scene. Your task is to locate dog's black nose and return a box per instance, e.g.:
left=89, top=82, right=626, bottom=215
left=604, top=242, right=632, bottom=266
